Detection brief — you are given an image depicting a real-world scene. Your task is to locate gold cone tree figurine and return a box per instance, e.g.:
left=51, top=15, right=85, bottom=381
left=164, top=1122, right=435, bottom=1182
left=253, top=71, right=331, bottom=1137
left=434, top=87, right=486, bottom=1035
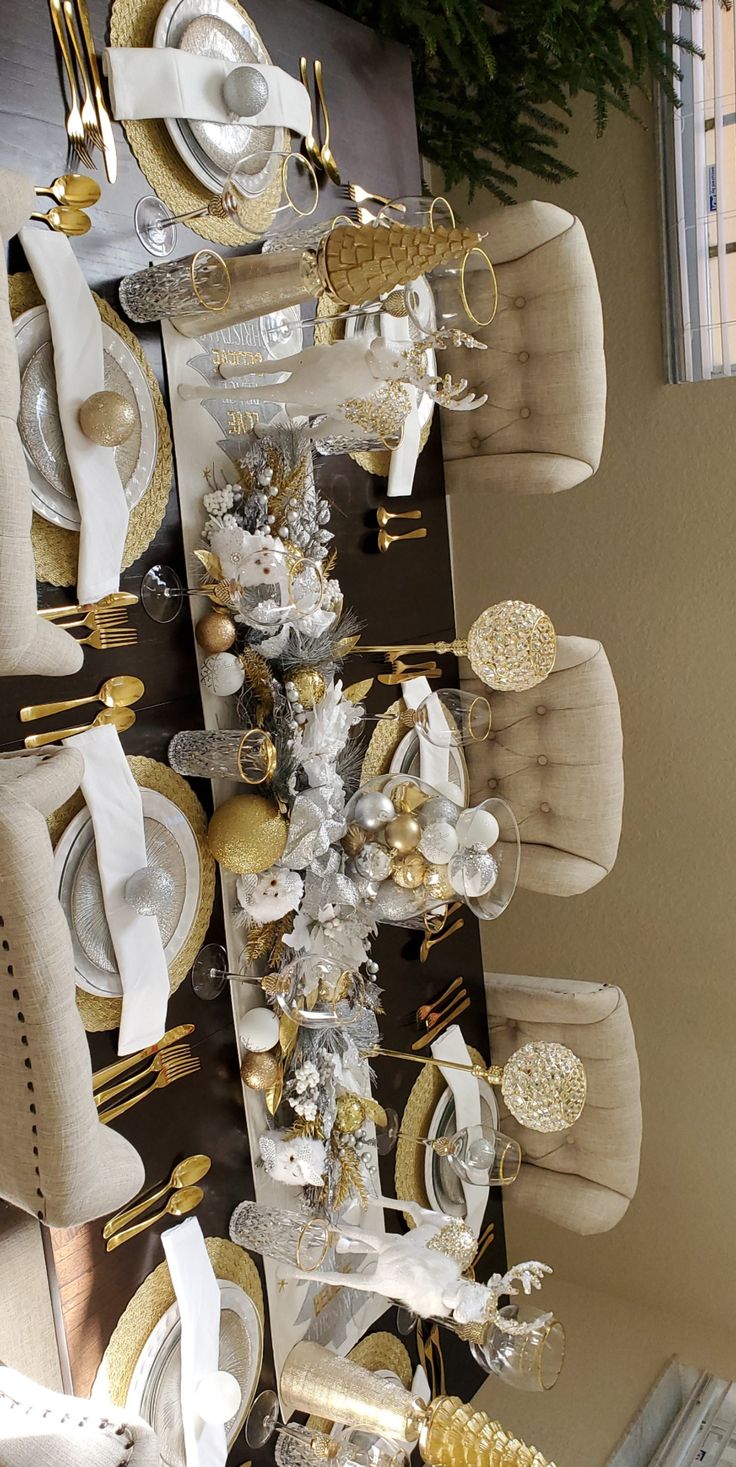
left=318, top=222, right=483, bottom=305
left=280, top=1343, right=555, bottom=1467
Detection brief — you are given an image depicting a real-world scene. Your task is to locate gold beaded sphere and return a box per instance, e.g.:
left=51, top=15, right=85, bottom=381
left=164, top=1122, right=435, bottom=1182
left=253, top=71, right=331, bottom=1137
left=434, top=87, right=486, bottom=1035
left=392, top=851, right=428, bottom=889
left=207, top=792, right=288, bottom=874
left=385, top=813, right=422, bottom=854
left=195, top=607, right=237, bottom=654
left=240, top=1046, right=282, bottom=1092
left=466, top=600, right=557, bottom=692
left=78, top=389, right=136, bottom=446
left=291, top=667, right=327, bottom=710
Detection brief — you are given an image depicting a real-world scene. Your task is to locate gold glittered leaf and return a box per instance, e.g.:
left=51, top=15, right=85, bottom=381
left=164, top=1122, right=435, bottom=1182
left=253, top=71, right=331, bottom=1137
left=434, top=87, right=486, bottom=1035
left=194, top=548, right=223, bottom=580
left=360, top=1096, right=388, bottom=1128
left=343, top=678, right=374, bottom=704
left=335, top=634, right=361, bottom=659
left=244, top=922, right=279, bottom=964
left=265, top=1071, right=283, bottom=1115
left=334, top=1144, right=368, bottom=1209
left=279, top=1012, right=299, bottom=1061
left=240, top=647, right=274, bottom=724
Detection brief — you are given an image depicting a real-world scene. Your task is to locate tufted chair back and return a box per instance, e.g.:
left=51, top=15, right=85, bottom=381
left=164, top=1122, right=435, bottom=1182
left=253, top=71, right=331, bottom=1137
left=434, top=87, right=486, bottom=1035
left=0, top=1364, right=159, bottom=1465
left=487, top=974, right=642, bottom=1234
left=463, top=636, right=623, bottom=896
left=440, top=200, right=606, bottom=495
left=0, top=746, right=144, bottom=1227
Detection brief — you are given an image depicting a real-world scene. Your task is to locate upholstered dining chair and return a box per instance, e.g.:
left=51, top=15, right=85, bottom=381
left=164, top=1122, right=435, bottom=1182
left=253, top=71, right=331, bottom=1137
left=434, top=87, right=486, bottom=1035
left=463, top=635, right=624, bottom=896
left=0, top=745, right=144, bottom=1227
left=440, top=199, right=606, bottom=495
left=487, top=973, right=642, bottom=1234
left=0, top=1364, right=159, bottom=1466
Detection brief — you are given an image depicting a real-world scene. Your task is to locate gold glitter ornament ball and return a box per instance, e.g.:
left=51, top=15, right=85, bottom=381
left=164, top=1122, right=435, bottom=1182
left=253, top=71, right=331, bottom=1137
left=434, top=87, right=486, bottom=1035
left=240, top=1046, right=282, bottom=1092
left=195, top=607, right=236, bottom=654
left=207, top=793, right=288, bottom=874
left=385, top=813, right=421, bottom=854
left=78, top=389, right=136, bottom=446
left=424, top=864, right=457, bottom=901
left=392, top=851, right=428, bottom=889
left=291, top=667, right=326, bottom=709
left=334, top=1093, right=366, bottom=1134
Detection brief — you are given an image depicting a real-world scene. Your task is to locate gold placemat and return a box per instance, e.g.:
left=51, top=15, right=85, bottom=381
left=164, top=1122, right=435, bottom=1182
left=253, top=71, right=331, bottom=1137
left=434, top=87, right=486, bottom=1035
left=395, top=1046, right=485, bottom=1225
left=109, top=0, right=283, bottom=245
left=360, top=699, right=407, bottom=782
left=314, top=298, right=432, bottom=478
left=102, top=1236, right=264, bottom=1407
left=49, top=756, right=215, bottom=1033
left=307, top=1332, right=412, bottom=1435
left=10, top=272, right=173, bottom=589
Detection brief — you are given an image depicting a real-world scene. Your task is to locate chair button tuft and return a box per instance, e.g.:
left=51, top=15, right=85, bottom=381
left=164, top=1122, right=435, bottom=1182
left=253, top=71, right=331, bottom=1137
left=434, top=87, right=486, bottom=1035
left=514, top=295, right=526, bottom=308
left=518, top=350, right=529, bottom=363
left=487, top=730, right=496, bottom=741
left=471, top=434, right=482, bottom=451
left=487, top=778, right=498, bottom=790
left=536, top=704, right=546, bottom=716
left=537, top=754, right=548, bottom=766
left=540, top=801, right=551, bottom=814
left=520, top=406, right=531, bottom=419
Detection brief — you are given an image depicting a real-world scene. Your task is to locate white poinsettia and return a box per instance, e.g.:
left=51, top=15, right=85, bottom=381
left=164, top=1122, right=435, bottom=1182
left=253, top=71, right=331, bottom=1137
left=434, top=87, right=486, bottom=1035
left=298, top=681, right=363, bottom=789
left=235, top=867, right=304, bottom=923
left=209, top=527, right=285, bottom=588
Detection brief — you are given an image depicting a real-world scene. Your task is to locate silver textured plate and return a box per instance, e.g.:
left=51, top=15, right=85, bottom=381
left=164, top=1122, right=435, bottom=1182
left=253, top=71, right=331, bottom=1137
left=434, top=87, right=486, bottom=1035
left=425, top=1079, right=499, bottom=1219
left=154, top=0, right=285, bottom=195
left=126, top=1281, right=262, bottom=1467
left=179, top=15, right=274, bottom=179
left=71, top=816, right=187, bottom=973
left=19, top=341, right=142, bottom=502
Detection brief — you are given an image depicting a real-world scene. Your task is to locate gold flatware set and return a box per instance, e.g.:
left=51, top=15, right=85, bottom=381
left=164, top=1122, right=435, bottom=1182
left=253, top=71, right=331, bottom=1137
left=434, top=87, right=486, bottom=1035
left=30, top=205, right=92, bottom=235
left=300, top=57, right=341, bottom=183
left=419, top=915, right=465, bottom=964
left=20, top=674, right=144, bottom=723
left=412, top=979, right=470, bottom=1050
left=378, top=658, right=441, bottom=685
left=102, top=1154, right=211, bottom=1250
left=47, top=0, right=117, bottom=183
left=92, top=1024, right=194, bottom=1089
left=24, top=704, right=136, bottom=748
left=38, top=590, right=139, bottom=620
left=93, top=1030, right=201, bottom=1125
left=338, top=183, right=407, bottom=224
left=376, top=507, right=427, bottom=556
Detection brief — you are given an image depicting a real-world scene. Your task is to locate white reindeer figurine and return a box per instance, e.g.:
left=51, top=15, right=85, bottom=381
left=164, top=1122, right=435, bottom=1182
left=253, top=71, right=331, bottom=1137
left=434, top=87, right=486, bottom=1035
left=230, top=1195, right=551, bottom=1337
left=179, top=329, right=488, bottom=448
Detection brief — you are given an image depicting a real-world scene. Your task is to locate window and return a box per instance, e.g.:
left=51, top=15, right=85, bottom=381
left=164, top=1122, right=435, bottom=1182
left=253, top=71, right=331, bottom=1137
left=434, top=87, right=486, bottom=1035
left=658, top=2, right=736, bottom=381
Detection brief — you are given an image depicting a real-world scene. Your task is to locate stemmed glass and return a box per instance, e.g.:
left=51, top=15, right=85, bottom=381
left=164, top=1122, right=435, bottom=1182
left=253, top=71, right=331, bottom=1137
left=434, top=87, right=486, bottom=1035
left=373, top=1114, right=521, bottom=1185
left=134, top=149, right=320, bottom=257
left=191, top=945, right=361, bottom=1029
left=407, top=245, right=498, bottom=332
left=375, top=195, right=457, bottom=230
left=140, top=548, right=324, bottom=626
left=470, top=1305, right=566, bottom=1391
left=365, top=688, right=492, bottom=748
left=245, top=1390, right=407, bottom=1467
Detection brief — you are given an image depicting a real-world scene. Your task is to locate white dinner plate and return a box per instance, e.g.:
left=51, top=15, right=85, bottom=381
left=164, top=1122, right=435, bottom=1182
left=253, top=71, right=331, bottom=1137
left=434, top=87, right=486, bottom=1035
left=424, top=1078, right=499, bottom=1219
left=389, top=726, right=469, bottom=807
left=53, top=788, right=201, bottom=997
left=126, top=1280, right=262, bottom=1466
left=154, top=0, right=286, bottom=196
left=14, top=304, right=158, bottom=530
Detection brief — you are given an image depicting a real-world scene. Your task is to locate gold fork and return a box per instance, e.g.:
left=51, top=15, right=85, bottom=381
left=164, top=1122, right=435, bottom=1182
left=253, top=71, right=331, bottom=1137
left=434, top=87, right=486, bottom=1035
left=419, top=917, right=465, bottom=963
left=94, top=1045, right=193, bottom=1108
left=56, top=607, right=132, bottom=631
left=62, top=0, right=102, bottom=154
left=74, top=625, right=138, bottom=650
left=412, top=994, right=471, bottom=1050
left=48, top=0, right=93, bottom=169
left=98, top=1056, right=201, bottom=1125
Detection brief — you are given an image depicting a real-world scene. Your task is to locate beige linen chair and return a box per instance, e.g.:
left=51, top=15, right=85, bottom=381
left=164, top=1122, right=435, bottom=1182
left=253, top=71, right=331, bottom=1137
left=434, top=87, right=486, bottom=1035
left=464, top=635, right=624, bottom=896
left=0, top=166, right=83, bottom=677
left=440, top=199, right=606, bottom=494
left=0, top=746, right=144, bottom=1227
left=487, top=973, right=641, bottom=1234
left=0, top=1364, right=159, bottom=1466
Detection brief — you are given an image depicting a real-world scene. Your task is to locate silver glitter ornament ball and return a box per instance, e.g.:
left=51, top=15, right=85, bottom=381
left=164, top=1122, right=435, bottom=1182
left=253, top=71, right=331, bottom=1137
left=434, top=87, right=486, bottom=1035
left=448, top=844, right=499, bottom=900
left=222, top=65, right=270, bottom=118
left=370, top=880, right=424, bottom=923
left=353, top=842, right=394, bottom=882
left=421, top=795, right=461, bottom=828
left=125, top=864, right=176, bottom=922
left=352, top=790, right=396, bottom=831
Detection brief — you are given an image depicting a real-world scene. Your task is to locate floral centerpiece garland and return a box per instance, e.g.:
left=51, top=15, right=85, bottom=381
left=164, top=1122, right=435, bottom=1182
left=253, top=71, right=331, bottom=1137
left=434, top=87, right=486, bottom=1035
left=196, top=429, right=385, bottom=1212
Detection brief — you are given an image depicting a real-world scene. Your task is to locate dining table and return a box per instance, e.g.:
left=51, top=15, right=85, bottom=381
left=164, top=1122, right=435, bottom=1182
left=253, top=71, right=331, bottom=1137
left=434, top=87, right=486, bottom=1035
left=0, top=0, right=507, bottom=1458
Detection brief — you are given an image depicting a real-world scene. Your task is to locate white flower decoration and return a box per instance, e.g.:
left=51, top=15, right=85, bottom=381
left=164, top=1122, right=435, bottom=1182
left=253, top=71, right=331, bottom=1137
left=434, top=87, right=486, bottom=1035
left=236, top=867, right=304, bottom=923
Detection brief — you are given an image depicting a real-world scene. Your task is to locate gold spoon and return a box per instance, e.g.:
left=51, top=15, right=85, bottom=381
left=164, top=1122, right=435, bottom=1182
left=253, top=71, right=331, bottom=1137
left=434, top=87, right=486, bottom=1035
left=313, top=59, right=341, bottom=184
left=378, top=527, right=428, bottom=553
left=103, top=1154, right=212, bottom=1239
left=105, top=1185, right=204, bottom=1252
left=29, top=206, right=91, bottom=236
left=299, top=56, right=324, bottom=173
left=376, top=507, right=422, bottom=528
left=34, top=173, right=101, bottom=208
left=24, top=705, right=136, bottom=749
left=20, top=675, right=145, bottom=724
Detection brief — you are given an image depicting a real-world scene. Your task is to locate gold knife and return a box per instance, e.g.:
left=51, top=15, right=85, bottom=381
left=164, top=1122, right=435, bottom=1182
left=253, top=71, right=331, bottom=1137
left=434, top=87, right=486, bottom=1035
left=92, top=1024, right=195, bottom=1090
left=72, top=0, right=117, bottom=182
left=38, top=591, right=139, bottom=620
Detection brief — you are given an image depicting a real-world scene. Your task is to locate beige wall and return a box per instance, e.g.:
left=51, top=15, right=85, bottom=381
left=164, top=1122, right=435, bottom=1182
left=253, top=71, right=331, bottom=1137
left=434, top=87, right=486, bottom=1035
left=441, top=94, right=736, bottom=1460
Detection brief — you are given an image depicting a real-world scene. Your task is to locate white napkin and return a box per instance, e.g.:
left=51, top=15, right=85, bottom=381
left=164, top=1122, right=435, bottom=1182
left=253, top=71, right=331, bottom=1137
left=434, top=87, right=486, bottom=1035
left=431, top=1025, right=486, bottom=1237
left=402, top=676, right=466, bottom=805
left=378, top=311, right=421, bottom=499
left=70, top=725, right=169, bottom=1056
left=162, top=1219, right=226, bottom=1467
left=103, top=49, right=311, bottom=136
left=19, top=227, right=129, bottom=605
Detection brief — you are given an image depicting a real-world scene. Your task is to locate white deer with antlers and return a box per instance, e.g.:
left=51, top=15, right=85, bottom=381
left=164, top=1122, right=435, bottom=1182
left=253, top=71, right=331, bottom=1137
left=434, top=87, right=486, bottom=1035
left=179, top=329, right=488, bottom=449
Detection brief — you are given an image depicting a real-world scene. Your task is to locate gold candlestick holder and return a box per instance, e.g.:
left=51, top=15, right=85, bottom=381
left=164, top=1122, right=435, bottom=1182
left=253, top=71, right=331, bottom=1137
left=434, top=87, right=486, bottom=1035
left=356, top=600, right=557, bottom=692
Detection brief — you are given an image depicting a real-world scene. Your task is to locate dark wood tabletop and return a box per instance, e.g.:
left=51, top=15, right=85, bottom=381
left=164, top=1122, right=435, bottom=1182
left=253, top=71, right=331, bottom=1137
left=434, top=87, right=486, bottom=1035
left=0, top=0, right=505, bottom=1454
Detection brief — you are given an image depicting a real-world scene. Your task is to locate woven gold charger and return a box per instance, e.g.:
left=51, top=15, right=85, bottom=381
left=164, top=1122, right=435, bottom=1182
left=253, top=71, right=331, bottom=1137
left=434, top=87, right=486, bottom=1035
left=49, top=756, right=215, bottom=1033
left=360, top=699, right=407, bottom=782
left=314, top=298, right=432, bottom=478
left=101, top=1236, right=264, bottom=1407
left=395, top=1046, right=485, bottom=1225
left=109, top=0, right=283, bottom=245
left=9, top=272, right=173, bottom=589
left=306, top=1332, right=412, bottom=1435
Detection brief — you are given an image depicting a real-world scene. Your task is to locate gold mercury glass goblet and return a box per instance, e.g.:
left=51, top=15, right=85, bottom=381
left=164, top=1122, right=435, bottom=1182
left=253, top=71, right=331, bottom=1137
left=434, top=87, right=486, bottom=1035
left=355, top=600, right=557, bottom=692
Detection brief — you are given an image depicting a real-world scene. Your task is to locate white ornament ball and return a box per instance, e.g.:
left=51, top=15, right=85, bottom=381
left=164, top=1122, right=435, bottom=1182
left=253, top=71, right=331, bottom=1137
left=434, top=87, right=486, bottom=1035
left=418, top=819, right=459, bottom=865
left=354, top=842, right=394, bottom=881
left=194, top=1370, right=242, bottom=1425
left=448, top=844, right=499, bottom=899
left=455, top=806, right=501, bottom=850
left=239, top=1007, right=280, bottom=1054
left=352, top=790, right=396, bottom=831
left=201, top=651, right=245, bottom=697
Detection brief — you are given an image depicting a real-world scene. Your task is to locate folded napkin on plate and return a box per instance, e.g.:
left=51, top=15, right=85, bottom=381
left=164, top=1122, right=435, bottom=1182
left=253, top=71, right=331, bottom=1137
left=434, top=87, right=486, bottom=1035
left=401, top=676, right=465, bottom=805
left=380, top=312, right=421, bottom=499
left=431, top=1024, right=485, bottom=1237
left=162, top=1219, right=226, bottom=1467
left=18, top=227, right=129, bottom=606
left=103, top=48, right=311, bottom=136
left=71, top=725, right=169, bottom=1056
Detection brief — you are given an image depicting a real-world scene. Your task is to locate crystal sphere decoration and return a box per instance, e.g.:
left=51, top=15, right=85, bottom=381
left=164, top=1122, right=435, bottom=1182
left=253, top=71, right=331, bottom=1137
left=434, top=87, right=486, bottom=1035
left=465, top=601, right=556, bottom=692
left=494, top=1042, right=587, bottom=1132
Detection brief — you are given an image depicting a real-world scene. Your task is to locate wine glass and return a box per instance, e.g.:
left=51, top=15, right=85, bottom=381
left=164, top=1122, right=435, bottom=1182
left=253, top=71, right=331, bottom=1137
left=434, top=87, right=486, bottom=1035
left=470, top=1305, right=566, bottom=1391
left=245, top=1390, right=407, bottom=1467
left=376, top=1121, right=521, bottom=1186
left=236, top=546, right=324, bottom=628
left=134, top=150, right=319, bottom=256
left=191, top=942, right=264, bottom=1001
left=191, top=945, right=360, bottom=1028
left=367, top=688, right=492, bottom=748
